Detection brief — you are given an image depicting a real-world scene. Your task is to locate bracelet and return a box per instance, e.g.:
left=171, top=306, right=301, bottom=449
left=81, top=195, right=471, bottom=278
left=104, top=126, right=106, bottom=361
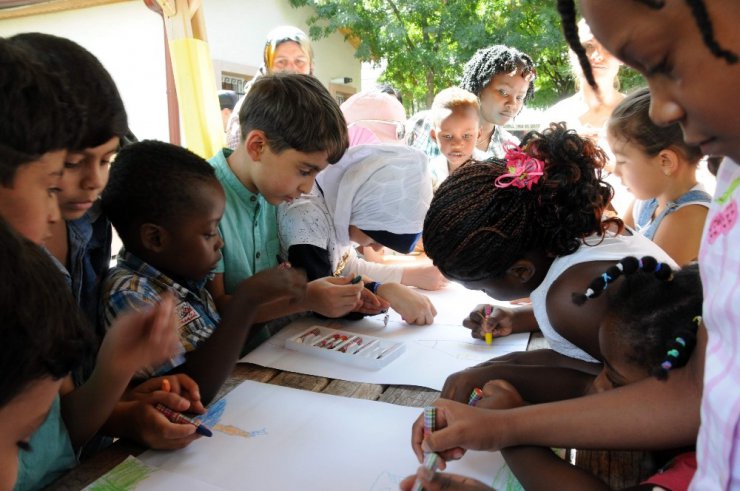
left=365, top=281, right=382, bottom=294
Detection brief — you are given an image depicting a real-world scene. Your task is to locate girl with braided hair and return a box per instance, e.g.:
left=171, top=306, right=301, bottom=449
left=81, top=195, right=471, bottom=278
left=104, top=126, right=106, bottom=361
left=409, top=2, right=740, bottom=489
left=425, top=123, right=675, bottom=402
left=403, top=256, right=702, bottom=491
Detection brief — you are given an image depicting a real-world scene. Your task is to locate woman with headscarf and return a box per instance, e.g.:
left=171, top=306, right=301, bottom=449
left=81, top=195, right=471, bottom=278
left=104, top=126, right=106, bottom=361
left=278, top=145, right=438, bottom=325
left=225, top=25, right=315, bottom=149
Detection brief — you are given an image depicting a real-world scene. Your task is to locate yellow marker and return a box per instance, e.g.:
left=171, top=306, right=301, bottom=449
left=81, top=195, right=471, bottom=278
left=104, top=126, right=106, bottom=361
left=485, top=332, right=493, bottom=345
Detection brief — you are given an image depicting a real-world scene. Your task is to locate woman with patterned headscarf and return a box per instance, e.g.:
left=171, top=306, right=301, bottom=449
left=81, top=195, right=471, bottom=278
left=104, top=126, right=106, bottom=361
left=225, top=26, right=315, bottom=149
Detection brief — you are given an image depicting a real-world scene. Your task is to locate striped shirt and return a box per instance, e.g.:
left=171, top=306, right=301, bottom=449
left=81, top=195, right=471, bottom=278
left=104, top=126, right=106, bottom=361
left=691, top=159, right=740, bottom=490
left=102, top=250, right=220, bottom=376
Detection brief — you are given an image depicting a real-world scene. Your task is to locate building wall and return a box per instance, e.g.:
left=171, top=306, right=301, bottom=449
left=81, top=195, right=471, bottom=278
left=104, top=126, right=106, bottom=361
left=0, top=0, right=361, bottom=143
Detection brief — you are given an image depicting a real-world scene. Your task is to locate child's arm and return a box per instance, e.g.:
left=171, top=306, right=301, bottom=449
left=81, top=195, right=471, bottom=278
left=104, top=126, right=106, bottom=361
left=411, top=325, right=704, bottom=462
left=178, top=267, right=306, bottom=403
left=61, top=297, right=180, bottom=449
left=401, top=264, right=448, bottom=291
left=651, top=205, right=709, bottom=265
left=622, top=200, right=636, bottom=229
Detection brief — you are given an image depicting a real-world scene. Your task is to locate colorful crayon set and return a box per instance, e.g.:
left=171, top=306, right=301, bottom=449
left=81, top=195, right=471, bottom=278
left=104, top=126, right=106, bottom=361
left=285, top=325, right=405, bottom=370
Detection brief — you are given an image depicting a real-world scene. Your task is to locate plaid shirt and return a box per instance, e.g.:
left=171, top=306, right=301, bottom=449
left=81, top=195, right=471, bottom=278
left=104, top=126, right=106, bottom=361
left=406, top=111, right=520, bottom=160
left=102, top=250, right=220, bottom=376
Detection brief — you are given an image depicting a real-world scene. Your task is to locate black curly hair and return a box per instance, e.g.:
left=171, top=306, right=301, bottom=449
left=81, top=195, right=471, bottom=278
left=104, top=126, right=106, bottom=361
left=581, top=258, right=702, bottom=381
left=423, top=123, right=618, bottom=282
left=557, top=0, right=738, bottom=90
left=459, top=45, right=536, bottom=104
left=102, top=140, right=220, bottom=245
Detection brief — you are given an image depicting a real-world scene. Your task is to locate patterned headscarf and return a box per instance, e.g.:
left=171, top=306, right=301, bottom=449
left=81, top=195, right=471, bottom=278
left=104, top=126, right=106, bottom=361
left=263, top=26, right=314, bottom=75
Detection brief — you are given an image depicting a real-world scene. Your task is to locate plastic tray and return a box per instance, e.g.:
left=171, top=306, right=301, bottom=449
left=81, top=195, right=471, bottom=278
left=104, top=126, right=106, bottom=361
left=284, top=325, right=405, bottom=370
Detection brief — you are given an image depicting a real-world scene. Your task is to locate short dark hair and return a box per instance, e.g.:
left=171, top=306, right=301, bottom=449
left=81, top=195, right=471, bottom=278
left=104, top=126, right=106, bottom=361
left=0, top=38, right=82, bottom=186
left=10, top=33, right=129, bottom=151
left=609, top=87, right=702, bottom=163
left=459, top=45, right=536, bottom=104
left=101, top=140, right=219, bottom=245
left=0, top=217, right=92, bottom=407
left=423, top=123, right=618, bottom=282
left=239, top=74, right=348, bottom=163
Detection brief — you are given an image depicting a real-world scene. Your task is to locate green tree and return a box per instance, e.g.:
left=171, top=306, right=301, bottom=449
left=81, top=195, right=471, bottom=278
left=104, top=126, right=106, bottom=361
left=290, top=0, right=643, bottom=111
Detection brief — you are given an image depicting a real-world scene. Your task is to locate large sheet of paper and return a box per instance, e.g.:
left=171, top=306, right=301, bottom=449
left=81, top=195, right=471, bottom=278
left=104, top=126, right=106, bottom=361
left=83, top=456, right=225, bottom=491
left=140, top=381, right=523, bottom=491
left=241, top=282, right=530, bottom=390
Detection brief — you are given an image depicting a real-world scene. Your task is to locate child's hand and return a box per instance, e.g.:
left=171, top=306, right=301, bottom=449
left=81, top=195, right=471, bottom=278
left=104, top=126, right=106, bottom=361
left=99, top=294, right=180, bottom=376
left=440, top=365, right=502, bottom=403
left=120, top=400, right=202, bottom=450
left=125, top=374, right=206, bottom=415
left=305, top=276, right=364, bottom=317
left=410, top=400, right=502, bottom=467
left=462, top=304, right=516, bottom=339
left=400, top=471, right=492, bottom=491
left=402, top=264, right=449, bottom=291
left=377, top=283, right=436, bottom=325
left=354, top=287, right=391, bottom=315
left=236, top=266, right=307, bottom=306
left=476, top=379, right=526, bottom=410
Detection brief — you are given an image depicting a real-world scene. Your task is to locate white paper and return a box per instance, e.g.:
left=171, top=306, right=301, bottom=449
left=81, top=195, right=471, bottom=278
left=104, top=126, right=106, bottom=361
left=84, top=455, right=225, bottom=491
left=242, top=282, right=530, bottom=390
left=140, top=381, right=523, bottom=491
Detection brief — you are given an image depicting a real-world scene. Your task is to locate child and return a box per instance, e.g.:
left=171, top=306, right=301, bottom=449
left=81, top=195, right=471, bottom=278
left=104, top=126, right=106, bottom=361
left=410, top=3, right=740, bottom=489
left=0, top=219, right=94, bottom=491
left=422, top=124, right=676, bottom=403
left=428, top=87, right=486, bottom=190
left=207, top=73, right=372, bottom=353
left=607, top=87, right=710, bottom=265
left=278, top=144, right=438, bottom=325
left=10, top=32, right=127, bottom=341
left=341, top=89, right=407, bottom=146
left=404, top=257, right=702, bottom=491
left=408, top=45, right=536, bottom=160
left=101, top=140, right=306, bottom=404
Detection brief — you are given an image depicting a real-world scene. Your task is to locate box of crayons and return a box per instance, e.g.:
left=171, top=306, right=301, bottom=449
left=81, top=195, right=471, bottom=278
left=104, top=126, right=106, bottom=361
left=284, top=325, right=405, bottom=370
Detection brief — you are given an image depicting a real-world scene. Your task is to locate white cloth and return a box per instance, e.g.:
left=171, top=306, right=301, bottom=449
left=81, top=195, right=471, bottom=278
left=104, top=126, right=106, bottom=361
left=529, top=231, right=678, bottom=363
left=279, top=144, right=432, bottom=281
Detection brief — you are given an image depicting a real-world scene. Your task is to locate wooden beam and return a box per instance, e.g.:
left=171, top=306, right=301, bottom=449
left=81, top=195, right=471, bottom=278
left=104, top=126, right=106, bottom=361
left=0, top=0, right=128, bottom=20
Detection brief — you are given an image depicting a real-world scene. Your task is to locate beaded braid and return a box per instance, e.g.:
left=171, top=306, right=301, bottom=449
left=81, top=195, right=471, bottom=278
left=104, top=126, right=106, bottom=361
left=572, top=256, right=674, bottom=305
left=556, top=0, right=739, bottom=92
left=652, top=316, right=700, bottom=380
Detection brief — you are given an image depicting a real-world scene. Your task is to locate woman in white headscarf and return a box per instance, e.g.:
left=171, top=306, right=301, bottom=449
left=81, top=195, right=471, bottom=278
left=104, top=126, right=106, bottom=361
left=278, top=144, right=438, bottom=325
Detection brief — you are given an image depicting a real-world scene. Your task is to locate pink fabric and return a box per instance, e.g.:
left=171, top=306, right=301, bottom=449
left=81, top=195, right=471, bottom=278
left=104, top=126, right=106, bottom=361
left=691, top=159, right=740, bottom=490
left=347, top=125, right=382, bottom=147
left=644, top=452, right=697, bottom=491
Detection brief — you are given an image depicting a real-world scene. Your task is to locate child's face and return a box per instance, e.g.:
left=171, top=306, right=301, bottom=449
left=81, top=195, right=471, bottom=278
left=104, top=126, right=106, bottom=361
left=253, top=144, right=329, bottom=206
left=580, top=1, right=740, bottom=162
left=459, top=273, right=530, bottom=302
left=590, top=321, right=649, bottom=393
left=607, top=131, right=667, bottom=200
left=433, top=106, right=480, bottom=170
left=0, top=150, right=65, bottom=245
left=59, top=136, right=119, bottom=220
left=0, top=377, right=62, bottom=491
left=157, top=180, right=226, bottom=282
left=478, top=72, right=530, bottom=127
left=271, top=41, right=311, bottom=75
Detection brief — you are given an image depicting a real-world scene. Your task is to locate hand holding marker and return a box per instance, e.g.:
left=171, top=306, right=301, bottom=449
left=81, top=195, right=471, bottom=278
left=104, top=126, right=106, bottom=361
left=155, top=378, right=212, bottom=437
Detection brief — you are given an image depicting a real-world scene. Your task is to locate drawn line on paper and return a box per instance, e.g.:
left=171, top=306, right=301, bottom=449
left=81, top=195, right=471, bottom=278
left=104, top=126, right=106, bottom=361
left=415, top=339, right=502, bottom=361
left=86, top=456, right=151, bottom=491
left=368, top=471, right=404, bottom=491
left=212, top=425, right=268, bottom=438
left=198, top=398, right=227, bottom=428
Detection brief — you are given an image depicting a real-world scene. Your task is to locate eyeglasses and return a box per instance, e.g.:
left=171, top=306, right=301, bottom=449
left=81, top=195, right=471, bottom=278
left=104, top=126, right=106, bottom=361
left=348, top=119, right=405, bottom=141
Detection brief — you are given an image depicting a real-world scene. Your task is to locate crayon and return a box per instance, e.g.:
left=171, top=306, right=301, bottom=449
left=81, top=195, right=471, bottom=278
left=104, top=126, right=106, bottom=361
left=412, top=452, right=441, bottom=491
left=354, top=338, right=380, bottom=355
left=468, top=387, right=484, bottom=407
left=484, top=305, right=493, bottom=345
left=337, top=336, right=361, bottom=353
left=351, top=275, right=363, bottom=284
left=376, top=343, right=402, bottom=359
left=296, top=327, right=321, bottom=343
left=423, top=406, right=436, bottom=437
left=155, top=404, right=213, bottom=437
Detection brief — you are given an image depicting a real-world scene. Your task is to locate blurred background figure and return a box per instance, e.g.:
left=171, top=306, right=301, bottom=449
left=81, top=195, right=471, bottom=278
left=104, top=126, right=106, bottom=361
left=340, top=89, right=407, bottom=146
left=218, top=90, right=239, bottom=132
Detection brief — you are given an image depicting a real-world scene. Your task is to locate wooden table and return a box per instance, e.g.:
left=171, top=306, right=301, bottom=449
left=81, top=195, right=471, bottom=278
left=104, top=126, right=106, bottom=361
left=47, top=333, right=654, bottom=490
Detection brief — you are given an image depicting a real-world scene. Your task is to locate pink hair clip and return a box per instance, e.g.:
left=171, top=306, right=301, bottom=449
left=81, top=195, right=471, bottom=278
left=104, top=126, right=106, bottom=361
left=494, top=143, right=545, bottom=190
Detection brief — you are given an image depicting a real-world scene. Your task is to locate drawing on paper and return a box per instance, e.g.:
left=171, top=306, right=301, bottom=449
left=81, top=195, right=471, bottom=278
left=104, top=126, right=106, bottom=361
left=368, top=471, right=404, bottom=491
left=491, top=464, right=524, bottom=491
left=415, top=339, right=499, bottom=362
left=85, top=456, right=151, bottom=491
left=198, top=398, right=227, bottom=427
left=213, top=425, right=268, bottom=439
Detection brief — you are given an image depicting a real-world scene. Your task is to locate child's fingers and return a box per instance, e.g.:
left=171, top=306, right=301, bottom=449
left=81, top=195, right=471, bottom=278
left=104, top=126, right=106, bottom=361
left=173, top=374, right=202, bottom=403
left=146, top=390, right=192, bottom=412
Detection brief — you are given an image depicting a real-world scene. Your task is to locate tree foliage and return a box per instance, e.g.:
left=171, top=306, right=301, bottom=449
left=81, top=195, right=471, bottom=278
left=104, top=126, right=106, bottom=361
left=289, top=0, right=644, bottom=111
